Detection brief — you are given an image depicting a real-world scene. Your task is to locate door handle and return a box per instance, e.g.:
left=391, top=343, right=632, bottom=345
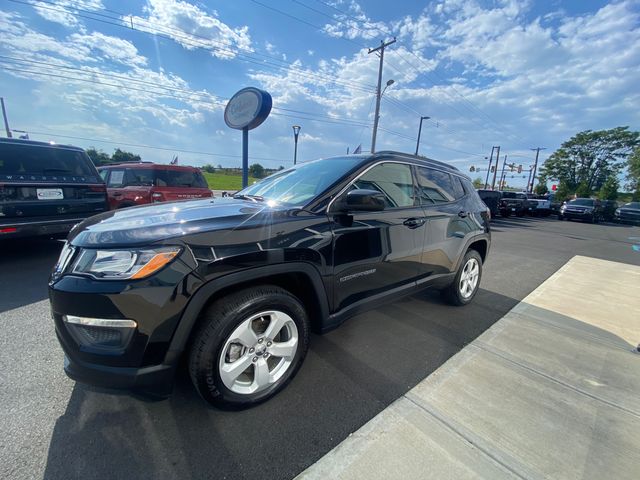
left=403, top=218, right=425, bottom=229
left=458, top=211, right=468, bottom=218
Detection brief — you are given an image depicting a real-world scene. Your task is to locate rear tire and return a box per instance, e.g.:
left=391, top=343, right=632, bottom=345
left=441, top=250, right=483, bottom=306
left=188, top=286, right=309, bottom=409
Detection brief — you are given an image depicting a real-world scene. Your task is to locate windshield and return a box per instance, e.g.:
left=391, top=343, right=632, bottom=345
left=623, top=202, right=640, bottom=209
left=237, top=156, right=362, bottom=206
left=569, top=199, right=594, bottom=206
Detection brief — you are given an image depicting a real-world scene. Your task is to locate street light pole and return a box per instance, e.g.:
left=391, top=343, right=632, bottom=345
left=292, top=125, right=301, bottom=165
left=415, top=116, right=430, bottom=155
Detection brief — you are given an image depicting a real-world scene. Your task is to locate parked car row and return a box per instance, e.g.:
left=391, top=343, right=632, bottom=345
left=1, top=138, right=214, bottom=239
left=476, top=187, right=639, bottom=225
left=476, top=190, right=552, bottom=218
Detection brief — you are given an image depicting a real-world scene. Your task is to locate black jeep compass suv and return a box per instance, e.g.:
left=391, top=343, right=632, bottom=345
left=49, top=151, right=490, bottom=408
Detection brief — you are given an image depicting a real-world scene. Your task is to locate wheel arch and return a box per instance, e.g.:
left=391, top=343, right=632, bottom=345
left=164, top=263, right=330, bottom=364
left=467, top=238, right=488, bottom=263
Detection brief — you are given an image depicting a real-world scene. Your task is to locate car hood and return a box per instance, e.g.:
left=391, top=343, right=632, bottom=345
left=68, top=197, right=288, bottom=247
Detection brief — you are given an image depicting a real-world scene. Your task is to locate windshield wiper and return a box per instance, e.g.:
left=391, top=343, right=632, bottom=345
left=232, top=194, right=265, bottom=202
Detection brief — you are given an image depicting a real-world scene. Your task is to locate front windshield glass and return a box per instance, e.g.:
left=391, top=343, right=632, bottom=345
left=237, top=156, right=362, bottom=206
left=623, top=202, right=640, bottom=209
left=570, top=199, right=594, bottom=206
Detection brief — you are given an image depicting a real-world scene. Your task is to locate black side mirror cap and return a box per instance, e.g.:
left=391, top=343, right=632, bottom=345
left=343, top=189, right=386, bottom=212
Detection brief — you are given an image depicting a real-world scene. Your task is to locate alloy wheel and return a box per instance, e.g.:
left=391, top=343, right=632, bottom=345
left=459, top=258, right=480, bottom=299
left=218, top=310, right=299, bottom=395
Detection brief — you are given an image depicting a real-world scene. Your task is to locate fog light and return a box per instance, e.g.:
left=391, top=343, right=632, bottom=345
left=63, top=315, right=136, bottom=353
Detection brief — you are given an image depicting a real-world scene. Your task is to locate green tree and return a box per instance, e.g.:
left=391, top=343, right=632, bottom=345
left=249, top=163, right=265, bottom=178
left=554, top=181, right=571, bottom=203
left=539, top=127, right=639, bottom=192
left=202, top=164, right=216, bottom=173
left=85, top=147, right=111, bottom=166
left=626, top=146, right=640, bottom=194
left=111, top=148, right=141, bottom=163
left=534, top=183, right=549, bottom=195
left=575, top=182, right=592, bottom=198
left=598, top=176, right=619, bottom=200
left=472, top=177, right=484, bottom=189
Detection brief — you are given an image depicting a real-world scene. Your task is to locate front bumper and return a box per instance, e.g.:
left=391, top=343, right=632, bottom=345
left=561, top=209, right=593, bottom=220
left=49, top=255, right=198, bottom=396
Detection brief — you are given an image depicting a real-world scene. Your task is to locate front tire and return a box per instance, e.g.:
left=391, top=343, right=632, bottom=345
left=188, top=286, right=309, bottom=409
left=441, top=250, right=483, bottom=306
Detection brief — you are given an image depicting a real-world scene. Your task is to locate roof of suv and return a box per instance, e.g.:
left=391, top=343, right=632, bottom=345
left=372, top=150, right=460, bottom=172
left=0, top=137, right=84, bottom=151
left=98, top=162, right=200, bottom=171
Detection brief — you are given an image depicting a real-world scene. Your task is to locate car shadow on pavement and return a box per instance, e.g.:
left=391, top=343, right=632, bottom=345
left=42, top=288, right=520, bottom=480
left=0, top=237, right=63, bottom=314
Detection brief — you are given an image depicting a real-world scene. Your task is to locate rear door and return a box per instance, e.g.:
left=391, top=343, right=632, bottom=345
left=415, top=167, right=471, bottom=277
left=0, top=142, right=107, bottom=222
left=330, top=161, right=426, bottom=312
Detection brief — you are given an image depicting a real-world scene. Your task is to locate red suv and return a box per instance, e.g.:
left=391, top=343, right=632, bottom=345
left=98, top=163, right=212, bottom=209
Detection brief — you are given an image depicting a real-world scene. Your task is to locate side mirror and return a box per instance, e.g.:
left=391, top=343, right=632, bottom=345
left=344, top=189, right=385, bottom=212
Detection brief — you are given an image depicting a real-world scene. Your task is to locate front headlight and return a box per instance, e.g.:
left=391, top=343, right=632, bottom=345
left=71, top=247, right=180, bottom=280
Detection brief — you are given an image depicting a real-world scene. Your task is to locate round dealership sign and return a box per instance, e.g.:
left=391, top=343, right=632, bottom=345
left=224, top=87, right=272, bottom=130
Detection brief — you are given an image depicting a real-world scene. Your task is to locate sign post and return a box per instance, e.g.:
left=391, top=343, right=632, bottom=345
left=224, top=87, right=272, bottom=188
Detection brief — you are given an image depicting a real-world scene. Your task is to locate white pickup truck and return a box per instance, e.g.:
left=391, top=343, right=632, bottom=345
left=519, top=193, right=551, bottom=216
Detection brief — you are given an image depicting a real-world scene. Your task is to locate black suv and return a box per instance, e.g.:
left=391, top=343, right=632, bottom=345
left=558, top=198, right=603, bottom=222
left=0, top=138, right=108, bottom=238
left=49, top=152, right=490, bottom=408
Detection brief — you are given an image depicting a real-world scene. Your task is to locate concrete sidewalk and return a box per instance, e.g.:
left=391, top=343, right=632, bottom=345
left=297, top=256, right=640, bottom=480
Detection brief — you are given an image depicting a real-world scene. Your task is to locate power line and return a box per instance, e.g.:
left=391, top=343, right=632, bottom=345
left=0, top=61, right=377, bottom=129
left=21, top=129, right=284, bottom=162
left=8, top=0, right=375, bottom=94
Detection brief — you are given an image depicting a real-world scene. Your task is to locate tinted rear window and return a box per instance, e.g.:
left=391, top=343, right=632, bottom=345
left=0, top=143, right=96, bottom=177
left=157, top=169, right=208, bottom=188
left=415, top=167, right=456, bottom=204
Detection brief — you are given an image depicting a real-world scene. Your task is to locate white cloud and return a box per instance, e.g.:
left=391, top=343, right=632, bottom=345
left=0, top=10, right=223, bottom=129
left=33, top=1, right=105, bottom=28
left=321, top=0, right=391, bottom=40
left=129, top=0, right=252, bottom=60
left=69, top=32, right=148, bottom=67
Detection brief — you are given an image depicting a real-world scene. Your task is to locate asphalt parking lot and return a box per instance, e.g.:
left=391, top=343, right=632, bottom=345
left=1, top=217, right=640, bottom=480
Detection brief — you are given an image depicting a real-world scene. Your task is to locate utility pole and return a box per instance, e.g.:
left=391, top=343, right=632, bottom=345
left=530, top=147, right=546, bottom=193
left=526, top=166, right=533, bottom=191
left=484, top=147, right=495, bottom=189
left=1, top=97, right=11, bottom=138
left=491, top=145, right=501, bottom=190
left=369, top=37, right=396, bottom=154
left=499, top=155, right=508, bottom=190
left=415, top=116, right=430, bottom=155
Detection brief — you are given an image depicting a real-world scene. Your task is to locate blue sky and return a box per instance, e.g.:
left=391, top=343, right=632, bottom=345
left=0, top=0, right=638, bottom=188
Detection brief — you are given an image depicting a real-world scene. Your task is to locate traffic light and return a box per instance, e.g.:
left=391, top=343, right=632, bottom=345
left=469, top=166, right=475, bottom=172
left=517, top=164, right=522, bottom=173
left=490, top=165, right=495, bottom=172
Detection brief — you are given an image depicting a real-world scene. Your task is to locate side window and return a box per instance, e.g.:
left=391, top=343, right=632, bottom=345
left=461, top=178, right=475, bottom=195
left=451, top=176, right=465, bottom=199
left=353, top=162, right=417, bottom=208
left=415, top=167, right=456, bottom=204
left=126, top=168, right=155, bottom=186
left=107, top=169, right=125, bottom=187
left=99, top=170, right=108, bottom=182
